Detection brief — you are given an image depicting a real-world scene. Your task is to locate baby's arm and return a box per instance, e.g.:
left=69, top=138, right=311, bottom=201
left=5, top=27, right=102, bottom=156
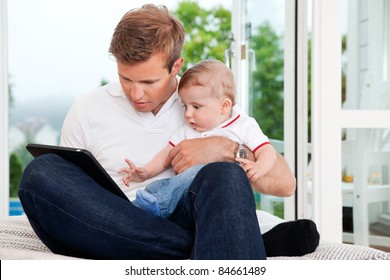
left=118, top=144, right=173, bottom=186
left=235, top=144, right=277, bottom=183
left=143, top=144, right=173, bottom=177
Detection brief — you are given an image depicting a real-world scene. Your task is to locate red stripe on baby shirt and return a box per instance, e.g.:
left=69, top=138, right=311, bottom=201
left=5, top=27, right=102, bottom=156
left=252, top=142, right=270, bottom=153
left=222, top=114, right=240, bottom=128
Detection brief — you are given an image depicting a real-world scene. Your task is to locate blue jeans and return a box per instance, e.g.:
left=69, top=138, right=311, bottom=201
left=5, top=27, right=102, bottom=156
left=134, top=164, right=205, bottom=218
left=18, top=154, right=266, bottom=259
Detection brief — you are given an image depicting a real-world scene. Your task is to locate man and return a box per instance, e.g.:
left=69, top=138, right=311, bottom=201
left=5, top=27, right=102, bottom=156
left=18, top=4, right=316, bottom=260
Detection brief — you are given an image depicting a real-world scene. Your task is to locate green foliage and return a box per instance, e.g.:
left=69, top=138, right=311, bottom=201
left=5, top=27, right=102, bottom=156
left=100, top=78, right=109, bottom=86
left=9, top=139, right=34, bottom=198
left=13, top=142, right=34, bottom=168
left=341, top=34, right=347, bottom=104
left=9, top=152, right=23, bottom=198
left=249, top=23, right=284, bottom=140
left=174, top=0, right=231, bottom=72
left=8, top=75, right=14, bottom=109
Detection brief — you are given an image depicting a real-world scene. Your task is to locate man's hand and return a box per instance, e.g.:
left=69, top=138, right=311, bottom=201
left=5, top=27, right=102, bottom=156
left=165, top=137, right=296, bottom=197
left=165, top=137, right=236, bottom=174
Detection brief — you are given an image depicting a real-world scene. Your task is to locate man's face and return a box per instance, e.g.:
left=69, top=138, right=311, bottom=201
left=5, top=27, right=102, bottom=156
left=117, top=53, right=183, bottom=115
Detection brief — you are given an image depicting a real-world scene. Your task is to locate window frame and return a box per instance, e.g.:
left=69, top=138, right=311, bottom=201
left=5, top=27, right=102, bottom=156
left=1, top=0, right=10, bottom=217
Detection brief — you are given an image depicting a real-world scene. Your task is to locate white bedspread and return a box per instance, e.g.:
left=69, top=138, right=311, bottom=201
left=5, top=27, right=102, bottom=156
left=1, top=211, right=389, bottom=260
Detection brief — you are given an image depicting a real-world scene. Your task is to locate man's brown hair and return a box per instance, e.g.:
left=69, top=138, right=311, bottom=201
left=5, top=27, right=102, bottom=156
left=109, top=4, right=185, bottom=73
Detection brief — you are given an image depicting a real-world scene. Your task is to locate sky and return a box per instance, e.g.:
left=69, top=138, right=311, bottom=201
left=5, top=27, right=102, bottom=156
left=7, top=0, right=229, bottom=104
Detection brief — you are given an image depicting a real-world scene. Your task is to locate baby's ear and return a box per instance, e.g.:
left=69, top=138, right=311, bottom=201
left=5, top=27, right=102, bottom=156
left=221, top=97, right=233, bottom=115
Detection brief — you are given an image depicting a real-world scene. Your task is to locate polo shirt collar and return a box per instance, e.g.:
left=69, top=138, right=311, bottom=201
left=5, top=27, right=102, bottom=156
left=105, top=82, right=124, bottom=97
left=219, top=105, right=241, bottom=128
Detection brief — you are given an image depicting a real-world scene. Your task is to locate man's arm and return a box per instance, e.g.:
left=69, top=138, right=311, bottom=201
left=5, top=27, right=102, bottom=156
left=165, top=137, right=296, bottom=197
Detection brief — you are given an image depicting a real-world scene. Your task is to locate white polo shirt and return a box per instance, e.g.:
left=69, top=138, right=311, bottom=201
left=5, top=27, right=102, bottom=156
left=61, top=81, right=184, bottom=200
left=170, top=106, right=270, bottom=153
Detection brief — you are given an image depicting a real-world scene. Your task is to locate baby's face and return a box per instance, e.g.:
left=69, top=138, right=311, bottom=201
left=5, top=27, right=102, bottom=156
left=179, top=86, right=230, bottom=132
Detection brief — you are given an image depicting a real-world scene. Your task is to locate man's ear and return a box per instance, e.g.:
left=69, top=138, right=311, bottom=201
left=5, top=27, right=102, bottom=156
left=221, top=97, right=233, bottom=115
left=171, top=57, right=184, bottom=76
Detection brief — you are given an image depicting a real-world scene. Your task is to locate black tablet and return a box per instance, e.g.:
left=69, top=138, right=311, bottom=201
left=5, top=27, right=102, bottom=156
left=26, top=143, right=130, bottom=202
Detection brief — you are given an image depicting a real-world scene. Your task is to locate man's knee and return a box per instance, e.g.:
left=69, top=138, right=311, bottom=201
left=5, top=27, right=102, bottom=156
left=198, top=162, right=247, bottom=180
left=192, top=162, right=250, bottom=194
left=19, top=154, right=62, bottom=195
left=24, top=153, right=61, bottom=175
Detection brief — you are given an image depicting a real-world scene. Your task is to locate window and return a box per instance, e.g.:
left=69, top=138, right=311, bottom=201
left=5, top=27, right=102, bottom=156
left=3, top=0, right=231, bottom=216
left=341, top=0, right=390, bottom=248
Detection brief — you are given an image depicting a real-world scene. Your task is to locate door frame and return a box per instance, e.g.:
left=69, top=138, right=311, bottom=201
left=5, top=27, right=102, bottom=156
left=231, top=0, right=344, bottom=242
left=0, top=0, right=10, bottom=218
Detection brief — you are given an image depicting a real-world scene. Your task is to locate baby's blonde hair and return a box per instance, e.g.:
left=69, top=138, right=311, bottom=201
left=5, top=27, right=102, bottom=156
left=178, top=59, right=236, bottom=105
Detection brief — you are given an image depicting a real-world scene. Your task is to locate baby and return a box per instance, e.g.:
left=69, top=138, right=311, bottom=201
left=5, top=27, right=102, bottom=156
left=119, top=59, right=277, bottom=218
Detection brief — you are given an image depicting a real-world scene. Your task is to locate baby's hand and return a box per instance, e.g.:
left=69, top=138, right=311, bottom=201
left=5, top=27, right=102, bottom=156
left=118, top=159, right=149, bottom=186
left=235, top=158, right=263, bottom=182
left=118, top=167, right=132, bottom=186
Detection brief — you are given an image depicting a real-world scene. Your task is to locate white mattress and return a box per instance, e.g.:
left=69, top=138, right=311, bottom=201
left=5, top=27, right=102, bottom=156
left=1, top=211, right=389, bottom=260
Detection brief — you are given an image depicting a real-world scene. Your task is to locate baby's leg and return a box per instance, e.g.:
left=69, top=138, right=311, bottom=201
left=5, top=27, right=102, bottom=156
left=137, top=165, right=205, bottom=218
